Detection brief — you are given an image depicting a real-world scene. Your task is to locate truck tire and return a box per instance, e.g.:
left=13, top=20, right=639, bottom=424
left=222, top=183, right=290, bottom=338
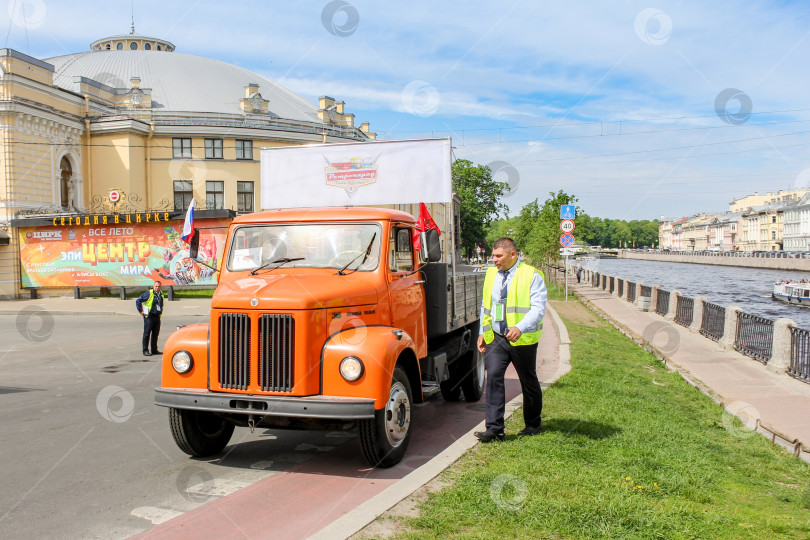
left=460, top=347, right=486, bottom=402
left=169, top=408, right=235, bottom=457
left=439, top=362, right=462, bottom=401
left=359, top=366, right=412, bottom=468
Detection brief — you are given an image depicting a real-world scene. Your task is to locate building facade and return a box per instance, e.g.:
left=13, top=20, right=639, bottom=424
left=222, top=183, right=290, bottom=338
left=680, top=214, right=719, bottom=251
left=0, top=32, right=377, bottom=298
left=783, top=193, right=810, bottom=252
left=729, top=188, right=809, bottom=212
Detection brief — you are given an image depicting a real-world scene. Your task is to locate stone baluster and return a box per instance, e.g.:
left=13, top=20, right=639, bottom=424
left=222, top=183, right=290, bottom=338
left=767, top=318, right=795, bottom=374
left=718, top=305, right=741, bottom=350
left=690, top=295, right=705, bottom=333
left=667, top=290, right=680, bottom=321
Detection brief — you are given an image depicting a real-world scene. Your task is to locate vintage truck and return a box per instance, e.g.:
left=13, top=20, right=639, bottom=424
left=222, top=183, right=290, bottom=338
left=154, top=204, right=485, bottom=467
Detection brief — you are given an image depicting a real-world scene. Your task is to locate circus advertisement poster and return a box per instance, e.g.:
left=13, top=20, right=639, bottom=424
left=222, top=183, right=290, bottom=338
left=18, top=219, right=231, bottom=288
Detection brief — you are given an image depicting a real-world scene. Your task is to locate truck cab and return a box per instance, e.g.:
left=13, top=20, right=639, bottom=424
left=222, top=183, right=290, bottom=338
left=155, top=206, right=484, bottom=467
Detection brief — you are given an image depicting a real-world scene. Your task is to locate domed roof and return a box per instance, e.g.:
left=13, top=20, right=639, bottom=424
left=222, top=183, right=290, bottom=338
left=45, top=44, right=320, bottom=122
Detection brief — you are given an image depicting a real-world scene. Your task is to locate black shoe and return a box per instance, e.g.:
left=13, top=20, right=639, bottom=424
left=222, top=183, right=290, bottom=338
left=143, top=351, right=152, bottom=356
left=517, top=425, right=543, bottom=436
left=152, top=350, right=162, bottom=355
left=474, top=430, right=505, bottom=443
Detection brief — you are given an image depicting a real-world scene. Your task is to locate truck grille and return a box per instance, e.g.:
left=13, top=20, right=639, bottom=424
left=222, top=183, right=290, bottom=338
left=258, top=314, right=294, bottom=392
left=218, top=313, right=294, bottom=392
left=219, top=313, right=251, bottom=390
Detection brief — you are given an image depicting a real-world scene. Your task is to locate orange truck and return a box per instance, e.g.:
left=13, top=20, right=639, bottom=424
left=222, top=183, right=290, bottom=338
left=155, top=141, right=484, bottom=467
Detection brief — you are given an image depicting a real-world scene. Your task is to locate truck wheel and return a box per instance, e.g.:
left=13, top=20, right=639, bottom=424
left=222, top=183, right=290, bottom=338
left=359, top=366, right=412, bottom=468
left=169, top=408, right=235, bottom=457
left=460, top=348, right=486, bottom=402
left=439, top=363, right=462, bottom=402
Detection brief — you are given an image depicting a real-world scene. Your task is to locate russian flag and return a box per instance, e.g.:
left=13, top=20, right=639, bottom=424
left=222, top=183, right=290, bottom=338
left=181, top=198, right=195, bottom=244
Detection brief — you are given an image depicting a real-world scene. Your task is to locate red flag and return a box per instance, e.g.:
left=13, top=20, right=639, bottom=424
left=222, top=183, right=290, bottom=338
left=413, top=202, right=441, bottom=251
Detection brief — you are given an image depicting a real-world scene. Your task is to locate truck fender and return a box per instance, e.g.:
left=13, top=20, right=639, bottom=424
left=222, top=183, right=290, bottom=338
left=321, top=326, right=420, bottom=409
left=160, top=323, right=209, bottom=389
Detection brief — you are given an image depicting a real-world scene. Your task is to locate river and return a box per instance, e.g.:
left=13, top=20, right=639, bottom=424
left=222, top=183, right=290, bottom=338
left=577, top=258, right=810, bottom=328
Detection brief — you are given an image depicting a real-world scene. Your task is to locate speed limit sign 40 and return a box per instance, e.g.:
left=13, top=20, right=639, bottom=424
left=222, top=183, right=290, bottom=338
left=560, top=219, right=575, bottom=234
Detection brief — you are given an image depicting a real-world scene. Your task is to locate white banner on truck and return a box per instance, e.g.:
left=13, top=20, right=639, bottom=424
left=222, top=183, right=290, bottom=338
left=260, top=138, right=452, bottom=209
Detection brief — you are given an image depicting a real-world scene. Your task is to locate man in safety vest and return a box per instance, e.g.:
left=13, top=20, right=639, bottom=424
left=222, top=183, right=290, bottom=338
left=135, top=281, right=165, bottom=356
left=474, top=238, right=547, bottom=442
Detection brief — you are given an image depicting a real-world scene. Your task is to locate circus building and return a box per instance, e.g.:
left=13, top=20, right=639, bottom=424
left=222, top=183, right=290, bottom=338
left=0, top=29, right=375, bottom=298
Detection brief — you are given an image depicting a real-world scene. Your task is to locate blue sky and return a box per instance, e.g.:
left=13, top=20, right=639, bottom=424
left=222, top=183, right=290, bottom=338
left=7, top=0, right=810, bottom=220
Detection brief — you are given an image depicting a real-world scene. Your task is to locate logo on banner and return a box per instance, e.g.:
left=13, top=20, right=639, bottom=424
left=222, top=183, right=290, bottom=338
left=26, top=230, right=63, bottom=241
left=323, top=155, right=379, bottom=195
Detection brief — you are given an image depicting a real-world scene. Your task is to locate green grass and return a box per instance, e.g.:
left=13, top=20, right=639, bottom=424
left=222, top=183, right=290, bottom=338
left=92, top=287, right=216, bottom=299
left=171, top=288, right=216, bottom=298
left=399, top=301, right=810, bottom=539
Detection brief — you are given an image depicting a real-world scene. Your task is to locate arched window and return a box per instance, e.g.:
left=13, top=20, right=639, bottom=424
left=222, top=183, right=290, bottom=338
left=156, top=45, right=161, bottom=51
left=144, top=43, right=151, bottom=50
left=105, top=44, right=111, bottom=50
left=60, top=157, right=72, bottom=209
left=116, top=42, right=123, bottom=50
left=130, top=42, right=138, bottom=50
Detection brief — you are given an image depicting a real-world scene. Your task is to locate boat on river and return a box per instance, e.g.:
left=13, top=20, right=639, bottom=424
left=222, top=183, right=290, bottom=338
left=772, top=281, right=810, bottom=306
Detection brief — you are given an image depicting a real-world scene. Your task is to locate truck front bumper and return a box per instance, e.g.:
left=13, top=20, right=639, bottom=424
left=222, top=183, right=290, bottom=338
left=154, top=388, right=376, bottom=420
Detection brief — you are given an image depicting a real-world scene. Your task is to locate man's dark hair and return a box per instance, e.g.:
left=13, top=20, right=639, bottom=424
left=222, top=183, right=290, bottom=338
left=493, top=237, right=517, bottom=253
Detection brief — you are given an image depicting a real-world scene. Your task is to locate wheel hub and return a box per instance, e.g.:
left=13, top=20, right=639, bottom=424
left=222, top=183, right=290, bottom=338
left=384, top=382, right=410, bottom=447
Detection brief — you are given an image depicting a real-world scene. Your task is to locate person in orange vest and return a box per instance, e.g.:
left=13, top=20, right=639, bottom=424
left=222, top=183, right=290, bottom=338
left=474, top=238, right=547, bottom=442
left=135, top=281, right=165, bottom=356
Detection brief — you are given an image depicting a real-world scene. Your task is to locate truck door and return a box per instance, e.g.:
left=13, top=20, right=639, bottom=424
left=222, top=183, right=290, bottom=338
left=388, top=226, right=427, bottom=358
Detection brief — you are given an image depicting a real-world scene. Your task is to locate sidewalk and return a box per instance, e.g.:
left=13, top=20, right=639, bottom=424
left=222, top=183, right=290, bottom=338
left=0, top=296, right=213, bottom=317
left=571, top=279, right=810, bottom=458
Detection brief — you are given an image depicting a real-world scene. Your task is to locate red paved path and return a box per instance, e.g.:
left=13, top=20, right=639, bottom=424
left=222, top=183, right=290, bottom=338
left=132, top=322, right=560, bottom=539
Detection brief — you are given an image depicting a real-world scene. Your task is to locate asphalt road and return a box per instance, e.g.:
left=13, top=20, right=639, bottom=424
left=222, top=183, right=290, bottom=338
left=0, top=307, right=518, bottom=539
left=0, top=310, right=370, bottom=539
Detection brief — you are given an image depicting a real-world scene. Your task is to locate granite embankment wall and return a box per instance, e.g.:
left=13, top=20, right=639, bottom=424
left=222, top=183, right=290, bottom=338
left=621, top=251, right=810, bottom=271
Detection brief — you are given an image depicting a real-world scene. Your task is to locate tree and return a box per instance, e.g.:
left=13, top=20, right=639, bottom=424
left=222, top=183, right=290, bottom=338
left=452, top=159, right=509, bottom=257
left=510, top=190, right=578, bottom=265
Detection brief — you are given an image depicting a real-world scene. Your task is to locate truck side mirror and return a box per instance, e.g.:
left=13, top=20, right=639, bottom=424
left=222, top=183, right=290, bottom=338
left=420, top=229, right=441, bottom=262
left=189, top=229, right=200, bottom=259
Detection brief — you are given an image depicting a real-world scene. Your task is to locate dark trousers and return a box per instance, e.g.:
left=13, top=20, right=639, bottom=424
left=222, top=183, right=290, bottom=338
left=142, top=315, right=161, bottom=353
left=484, top=334, right=542, bottom=433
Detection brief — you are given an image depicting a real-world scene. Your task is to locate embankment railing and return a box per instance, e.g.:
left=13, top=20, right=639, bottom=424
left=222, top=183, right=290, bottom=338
left=627, top=281, right=636, bottom=303
left=675, top=295, right=693, bottom=327
left=789, top=327, right=810, bottom=383
left=734, top=312, right=774, bottom=363
left=656, top=289, right=670, bottom=316
left=700, top=302, right=725, bottom=341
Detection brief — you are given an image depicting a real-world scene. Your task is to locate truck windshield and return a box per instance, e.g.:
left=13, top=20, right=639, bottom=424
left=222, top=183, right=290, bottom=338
left=227, top=223, right=381, bottom=272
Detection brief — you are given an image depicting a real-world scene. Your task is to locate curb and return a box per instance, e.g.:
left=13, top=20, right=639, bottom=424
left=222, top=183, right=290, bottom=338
left=309, top=304, right=572, bottom=540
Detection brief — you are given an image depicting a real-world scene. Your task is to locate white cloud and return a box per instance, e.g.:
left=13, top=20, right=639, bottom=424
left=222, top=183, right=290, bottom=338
left=7, top=0, right=810, bottom=219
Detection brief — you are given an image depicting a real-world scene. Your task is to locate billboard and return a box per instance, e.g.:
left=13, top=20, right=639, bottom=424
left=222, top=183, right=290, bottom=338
left=18, top=218, right=230, bottom=288
left=260, top=138, right=452, bottom=209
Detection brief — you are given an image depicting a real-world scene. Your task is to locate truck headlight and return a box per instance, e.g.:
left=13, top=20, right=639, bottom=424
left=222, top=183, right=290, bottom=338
left=171, top=350, right=193, bottom=374
left=339, top=356, right=364, bottom=381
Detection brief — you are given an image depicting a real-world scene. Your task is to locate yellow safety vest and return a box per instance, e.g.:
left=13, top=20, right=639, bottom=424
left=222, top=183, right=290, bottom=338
left=143, top=290, right=163, bottom=317
left=481, top=263, right=543, bottom=345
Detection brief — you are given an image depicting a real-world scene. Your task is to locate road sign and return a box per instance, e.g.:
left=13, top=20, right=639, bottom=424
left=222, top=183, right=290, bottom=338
left=559, top=248, right=576, bottom=256
left=560, top=219, right=575, bottom=234
left=560, top=205, right=576, bottom=220
left=560, top=234, right=575, bottom=247
left=109, top=190, right=120, bottom=203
